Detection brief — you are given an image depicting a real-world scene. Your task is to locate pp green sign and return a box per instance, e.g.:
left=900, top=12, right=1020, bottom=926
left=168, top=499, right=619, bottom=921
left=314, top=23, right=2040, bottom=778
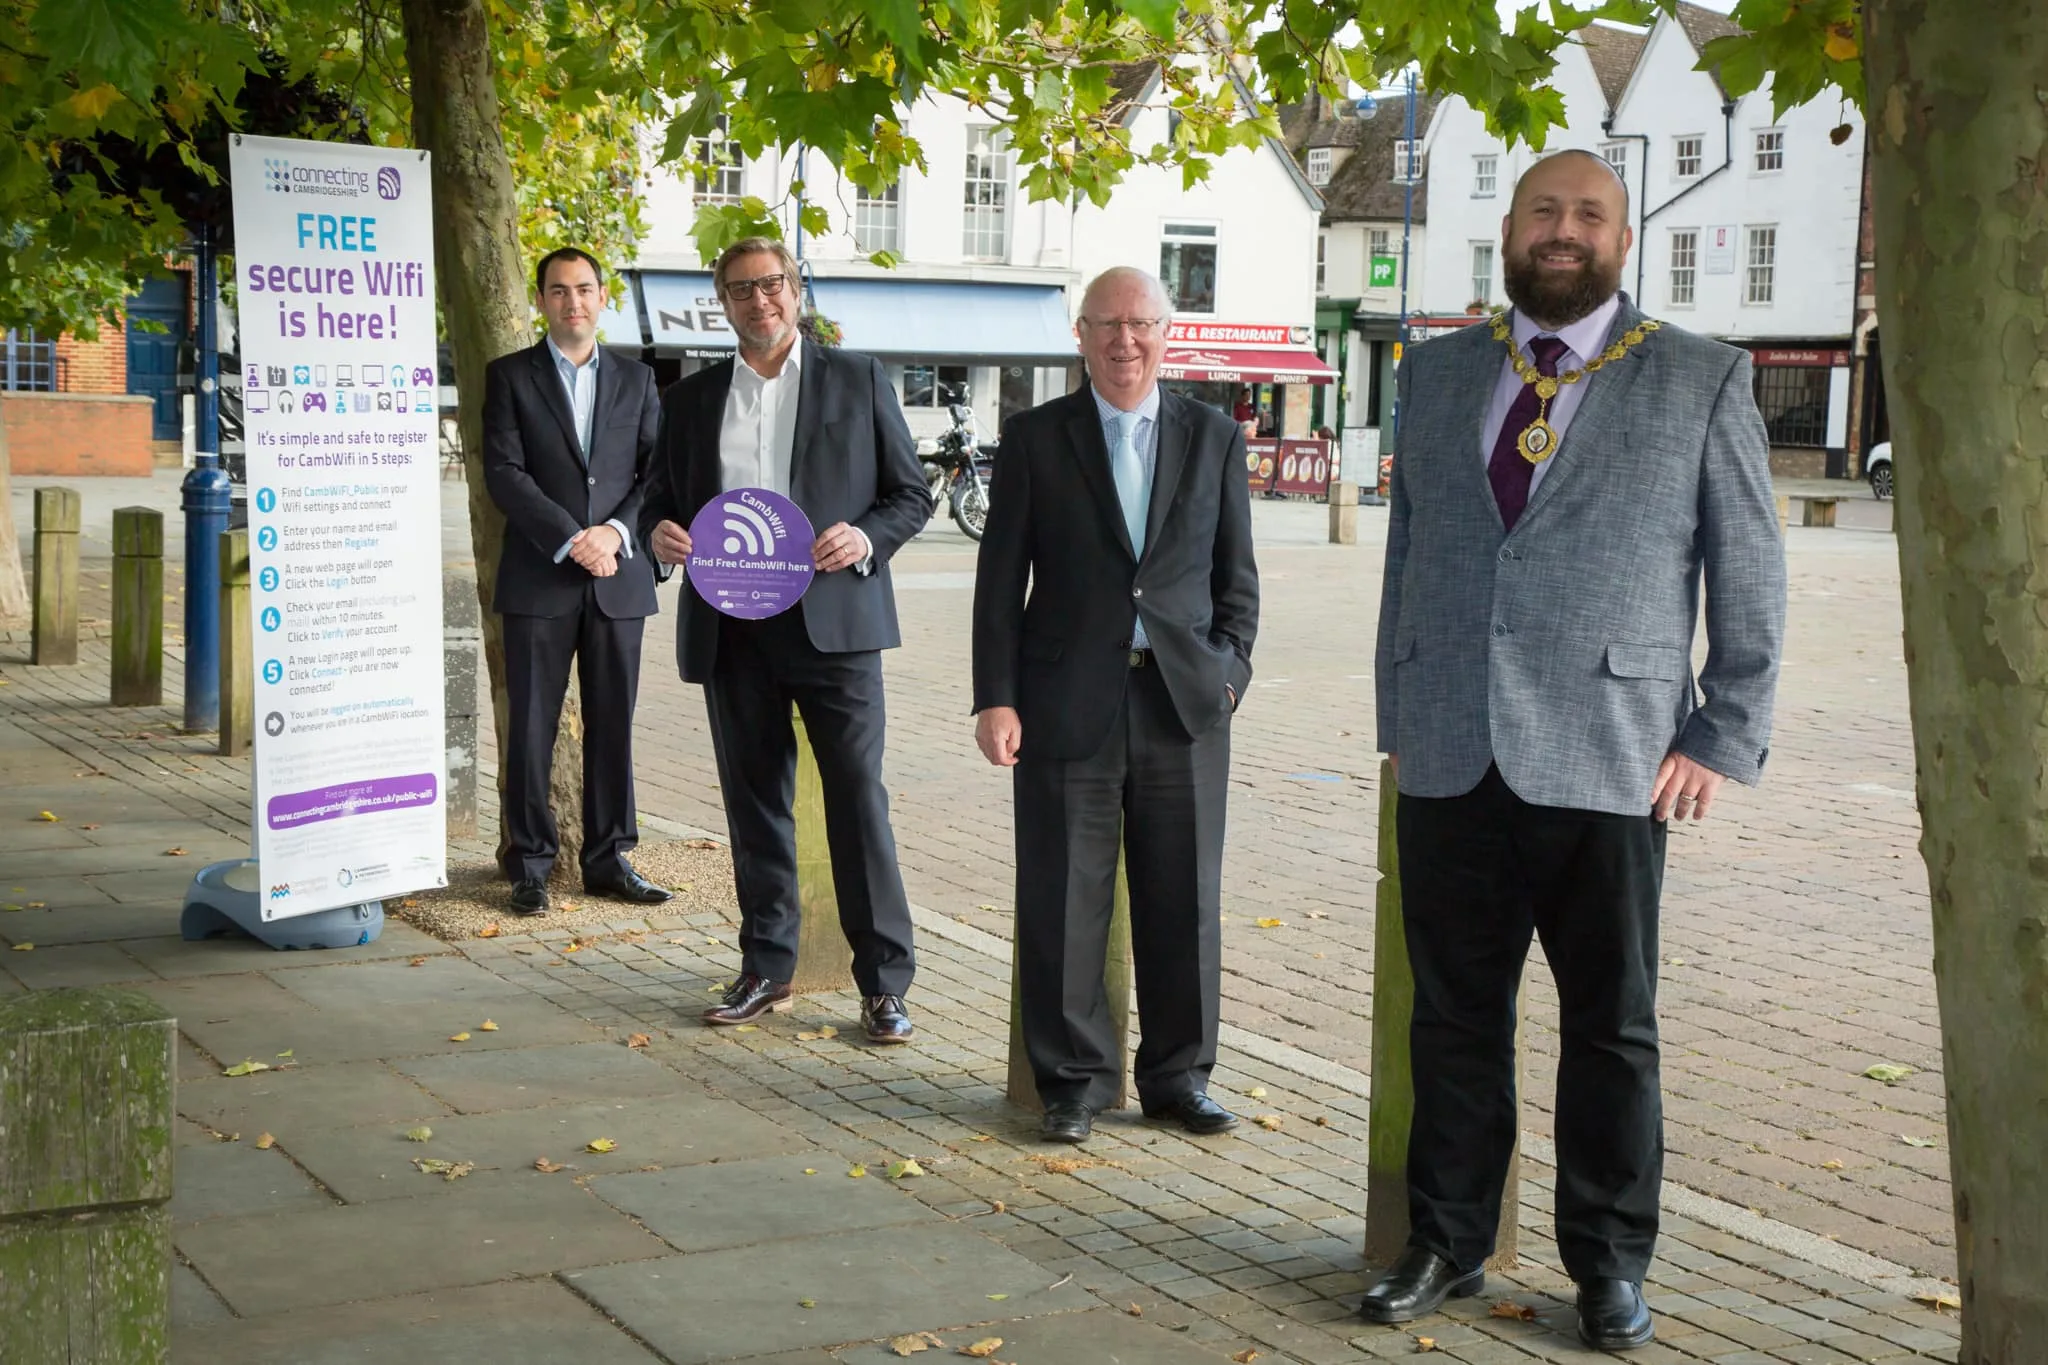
left=1370, top=256, right=1398, bottom=289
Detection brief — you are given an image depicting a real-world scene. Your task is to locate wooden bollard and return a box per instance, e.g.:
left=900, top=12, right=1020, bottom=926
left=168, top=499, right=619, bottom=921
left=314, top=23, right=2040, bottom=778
left=31, top=486, right=80, bottom=665
left=110, top=507, right=164, bottom=706
left=218, top=528, right=253, bottom=756
left=1328, top=479, right=1360, bottom=545
left=1364, top=758, right=1521, bottom=1268
left=788, top=708, right=854, bottom=993
left=1006, top=840, right=1135, bottom=1112
left=0, top=988, right=175, bottom=1360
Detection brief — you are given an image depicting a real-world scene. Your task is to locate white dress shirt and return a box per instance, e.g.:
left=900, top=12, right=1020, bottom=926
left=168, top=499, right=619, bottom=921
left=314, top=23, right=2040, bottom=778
left=719, top=342, right=870, bottom=570
left=544, top=335, right=633, bottom=565
left=1092, top=384, right=1161, bottom=650
left=1479, top=292, right=1623, bottom=498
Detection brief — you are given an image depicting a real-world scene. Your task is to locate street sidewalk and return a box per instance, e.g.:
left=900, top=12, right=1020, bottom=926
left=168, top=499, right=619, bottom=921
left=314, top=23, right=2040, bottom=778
left=4, top=604, right=1961, bottom=1359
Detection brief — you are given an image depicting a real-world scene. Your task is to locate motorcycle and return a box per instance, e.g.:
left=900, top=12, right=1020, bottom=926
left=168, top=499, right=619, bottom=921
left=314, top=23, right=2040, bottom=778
left=922, top=383, right=997, bottom=542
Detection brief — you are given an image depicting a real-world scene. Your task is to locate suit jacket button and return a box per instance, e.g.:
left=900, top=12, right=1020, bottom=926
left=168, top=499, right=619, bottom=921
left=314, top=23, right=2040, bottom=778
left=1132, top=588, right=1143, bottom=598
left=1492, top=623, right=1508, bottom=637
left=587, top=475, right=597, bottom=486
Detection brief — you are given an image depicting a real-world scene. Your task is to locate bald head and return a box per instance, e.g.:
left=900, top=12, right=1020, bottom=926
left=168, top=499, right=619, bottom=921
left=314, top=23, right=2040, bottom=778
left=1081, top=266, right=1172, bottom=320
left=1512, top=148, right=1630, bottom=219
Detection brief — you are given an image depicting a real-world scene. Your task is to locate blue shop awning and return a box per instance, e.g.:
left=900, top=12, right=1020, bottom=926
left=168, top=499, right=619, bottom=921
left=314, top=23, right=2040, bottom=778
left=595, top=276, right=644, bottom=347
left=632, top=271, right=1076, bottom=364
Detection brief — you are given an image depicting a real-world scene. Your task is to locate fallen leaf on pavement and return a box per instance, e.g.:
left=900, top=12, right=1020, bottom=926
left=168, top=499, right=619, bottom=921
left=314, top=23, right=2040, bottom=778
left=276, top=1049, right=293, bottom=1059
left=476, top=924, right=501, bottom=939
left=1254, top=917, right=1284, bottom=928
left=399, top=898, right=418, bottom=907
left=976, top=903, right=998, bottom=912
left=1863, top=1063, right=1915, bottom=1084
left=1912, top=1289, right=1962, bottom=1311
left=1489, top=1301, right=1538, bottom=1321
left=586, top=1137, right=618, bottom=1154
left=254, top=1133, right=276, bottom=1150
left=24, top=901, right=42, bottom=909
left=35, top=811, right=59, bottom=822
left=164, top=847, right=187, bottom=856
left=1902, top=1135, right=1938, bottom=1148
left=803, top=1168, right=818, bottom=1175
left=847, top=1163, right=867, bottom=1178
left=798, top=1298, right=816, bottom=1309
left=449, top=1032, right=471, bottom=1042
left=478, top=1020, right=499, bottom=1032
left=412, top=1158, right=474, bottom=1181
left=1231, top=1352, right=1260, bottom=1363
left=561, top=941, right=583, bottom=953
left=684, top=838, right=720, bottom=849
left=888, top=1332, right=935, bottom=1356
left=1252, top=1114, right=1283, bottom=1131
left=626, top=1033, right=652, bottom=1049
left=1306, top=910, right=1329, bottom=919
left=81, top=823, right=100, bottom=831
left=1027, top=1154, right=1119, bottom=1174
left=1415, top=1336, right=1437, bottom=1351
left=404, top=1127, right=434, bottom=1142
left=533, top=1157, right=568, bottom=1173
left=970, top=1134, right=994, bottom=1142
left=984, top=1294, right=1009, bottom=1302
left=1125, top=1303, right=1143, bottom=1317
left=1821, top=1159, right=1845, bottom=1171
left=1248, top=1086, right=1267, bottom=1099
left=961, top=1339, right=1003, bottom=1358
left=222, top=1059, right=270, bottom=1077
left=887, top=1159, right=926, bottom=1179
left=408, top=956, right=428, bottom=966
left=10, top=943, right=31, bottom=952
left=796, top=1026, right=839, bottom=1041
left=203, top=1126, right=239, bottom=1142
left=734, top=1024, right=759, bottom=1033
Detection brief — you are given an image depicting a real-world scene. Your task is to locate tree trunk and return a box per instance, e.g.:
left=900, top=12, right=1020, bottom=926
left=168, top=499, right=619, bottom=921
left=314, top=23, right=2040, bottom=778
left=0, top=416, right=30, bottom=628
left=398, top=0, right=584, bottom=878
left=1867, top=2, right=2048, bottom=1357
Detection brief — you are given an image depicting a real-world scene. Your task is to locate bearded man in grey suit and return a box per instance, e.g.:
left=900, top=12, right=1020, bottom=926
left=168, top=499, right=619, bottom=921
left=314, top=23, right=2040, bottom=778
left=1360, top=150, right=1786, bottom=1352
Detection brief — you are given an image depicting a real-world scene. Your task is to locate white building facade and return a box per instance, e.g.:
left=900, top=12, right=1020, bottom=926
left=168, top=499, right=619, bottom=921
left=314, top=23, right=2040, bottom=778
left=614, top=70, right=1329, bottom=446
left=1415, top=3, right=1867, bottom=475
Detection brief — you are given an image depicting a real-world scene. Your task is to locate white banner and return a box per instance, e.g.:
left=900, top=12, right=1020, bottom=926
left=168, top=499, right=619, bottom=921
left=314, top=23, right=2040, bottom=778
left=228, top=134, right=447, bottom=919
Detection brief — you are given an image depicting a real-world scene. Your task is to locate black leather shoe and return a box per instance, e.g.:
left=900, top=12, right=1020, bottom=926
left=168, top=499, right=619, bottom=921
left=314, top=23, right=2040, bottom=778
left=508, top=878, right=550, bottom=916
left=1577, top=1277, right=1654, bottom=1351
left=1141, top=1092, right=1240, bottom=1135
left=860, top=994, right=914, bottom=1044
left=585, top=868, right=674, bottom=905
left=701, top=973, right=792, bottom=1025
left=1356, top=1246, right=1485, bottom=1324
left=1040, top=1102, right=1095, bottom=1144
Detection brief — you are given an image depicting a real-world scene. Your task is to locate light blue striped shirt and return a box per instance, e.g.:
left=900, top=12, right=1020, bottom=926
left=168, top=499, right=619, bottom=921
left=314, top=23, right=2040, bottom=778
left=544, top=336, right=632, bottom=565
left=1092, top=385, right=1160, bottom=649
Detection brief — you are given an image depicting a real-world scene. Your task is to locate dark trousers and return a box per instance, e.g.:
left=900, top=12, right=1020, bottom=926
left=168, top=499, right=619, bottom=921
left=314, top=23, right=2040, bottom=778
left=500, top=595, right=644, bottom=884
left=1013, top=660, right=1229, bottom=1113
left=704, top=609, right=915, bottom=997
left=1397, top=764, right=1667, bottom=1281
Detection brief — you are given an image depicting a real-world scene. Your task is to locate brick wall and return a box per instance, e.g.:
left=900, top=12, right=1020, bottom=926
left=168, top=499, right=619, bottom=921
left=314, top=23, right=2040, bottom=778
left=55, top=327, right=128, bottom=395
left=2, top=391, right=155, bottom=476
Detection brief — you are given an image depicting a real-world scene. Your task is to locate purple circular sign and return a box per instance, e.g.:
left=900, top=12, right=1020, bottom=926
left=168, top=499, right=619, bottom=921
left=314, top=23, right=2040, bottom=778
left=686, top=487, right=816, bottom=619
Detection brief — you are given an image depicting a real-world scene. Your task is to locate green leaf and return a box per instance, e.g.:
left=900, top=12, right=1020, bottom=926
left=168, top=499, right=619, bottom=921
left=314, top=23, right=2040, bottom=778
left=1863, top=1063, right=1915, bottom=1084
left=30, top=0, right=172, bottom=98
left=866, top=249, right=902, bottom=269
left=864, top=0, right=923, bottom=57
left=1114, top=0, right=1179, bottom=40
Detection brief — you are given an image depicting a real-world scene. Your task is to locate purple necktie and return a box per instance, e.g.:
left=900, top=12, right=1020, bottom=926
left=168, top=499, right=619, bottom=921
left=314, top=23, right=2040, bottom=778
left=1487, top=335, right=1570, bottom=531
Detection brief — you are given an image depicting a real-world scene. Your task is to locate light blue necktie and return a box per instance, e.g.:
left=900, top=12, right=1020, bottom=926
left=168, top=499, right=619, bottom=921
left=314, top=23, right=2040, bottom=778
left=1111, top=409, right=1148, bottom=557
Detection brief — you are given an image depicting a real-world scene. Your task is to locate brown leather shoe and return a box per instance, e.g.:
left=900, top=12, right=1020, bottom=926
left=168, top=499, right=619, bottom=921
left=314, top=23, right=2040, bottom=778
left=701, top=973, right=792, bottom=1025
left=860, top=994, right=914, bottom=1044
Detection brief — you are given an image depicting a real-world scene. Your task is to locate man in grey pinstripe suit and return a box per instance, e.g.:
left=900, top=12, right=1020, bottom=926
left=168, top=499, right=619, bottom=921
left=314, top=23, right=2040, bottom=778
left=1361, top=151, right=1786, bottom=1351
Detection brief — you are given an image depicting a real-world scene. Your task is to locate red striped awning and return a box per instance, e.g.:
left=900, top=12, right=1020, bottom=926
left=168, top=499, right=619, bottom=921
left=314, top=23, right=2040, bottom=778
left=1159, top=346, right=1337, bottom=385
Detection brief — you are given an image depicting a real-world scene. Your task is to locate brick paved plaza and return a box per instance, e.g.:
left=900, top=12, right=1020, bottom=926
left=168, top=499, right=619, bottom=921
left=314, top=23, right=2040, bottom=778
left=5, top=473, right=1960, bottom=1361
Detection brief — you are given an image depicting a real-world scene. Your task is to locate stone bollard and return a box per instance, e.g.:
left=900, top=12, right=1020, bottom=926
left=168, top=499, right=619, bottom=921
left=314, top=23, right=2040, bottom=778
left=1328, top=480, right=1360, bottom=545
left=443, top=576, right=480, bottom=840
left=217, top=529, right=253, bottom=756
left=0, top=988, right=175, bottom=1361
left=31, top=486, right=80, bottom=666
left=1364, top=758, right=1521, bottom=1268
left=110, top=507, right=165, bottom=706
left=1005, top=841, right=1135, bottom=1112
left=789, top=708, right=855, bottom=993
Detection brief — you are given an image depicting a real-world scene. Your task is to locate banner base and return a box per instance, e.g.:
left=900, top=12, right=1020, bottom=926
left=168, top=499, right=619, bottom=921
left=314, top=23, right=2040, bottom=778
left=181, top=860, right=385, bottom=950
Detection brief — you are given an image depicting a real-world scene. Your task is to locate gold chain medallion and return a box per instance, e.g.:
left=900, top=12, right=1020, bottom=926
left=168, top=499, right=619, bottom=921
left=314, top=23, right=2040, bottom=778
left=1491, top=312, right=1661, bottom=464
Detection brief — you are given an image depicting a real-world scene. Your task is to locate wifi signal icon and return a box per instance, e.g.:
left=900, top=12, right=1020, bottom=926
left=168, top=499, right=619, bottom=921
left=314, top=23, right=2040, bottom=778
left=720, top=501, right=778, bottom=558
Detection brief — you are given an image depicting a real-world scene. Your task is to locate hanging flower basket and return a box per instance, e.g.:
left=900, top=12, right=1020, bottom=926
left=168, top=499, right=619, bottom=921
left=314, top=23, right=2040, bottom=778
left=798, top=312, right=843, bottom=347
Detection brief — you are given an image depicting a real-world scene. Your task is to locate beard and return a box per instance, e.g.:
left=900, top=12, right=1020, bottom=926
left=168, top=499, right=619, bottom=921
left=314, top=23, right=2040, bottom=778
left=1503, top=241, right=1622, bottom=327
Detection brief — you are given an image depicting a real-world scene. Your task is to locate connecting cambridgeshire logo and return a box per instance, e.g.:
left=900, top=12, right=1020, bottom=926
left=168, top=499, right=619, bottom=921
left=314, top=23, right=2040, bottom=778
left=263, top=157, right=293, bottom=193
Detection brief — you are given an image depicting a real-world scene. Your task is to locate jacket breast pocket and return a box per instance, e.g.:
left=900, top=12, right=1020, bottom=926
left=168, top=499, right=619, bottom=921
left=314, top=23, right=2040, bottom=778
left=1605, top=642, right=1684, bottom=680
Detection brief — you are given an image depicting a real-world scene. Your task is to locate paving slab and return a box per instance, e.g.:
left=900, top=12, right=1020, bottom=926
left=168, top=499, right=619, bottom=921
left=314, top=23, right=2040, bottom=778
left=0, top=902, right=189, bottom=946
left=175, top=1178, right=671, bottom=1316
left=171, top=1262, right=235, bottom=1330
left=285, top=1091, right=804, bottom=1204
left=171, top=1137, right=334, bottom=1223
left=164, top=988, right=607, bottom=1067
left=566, top=1223, right=1096, bottom=1363
left=124, top=921, right=450, bottom=977
left=266, top=954, right=534, bottom=1012
left=830, top=1308, right=1231, bottom=1364
left=177, top=1060, right=453, bottom=1137
left=11, top=842, right=246, bottom=879
left=588, top=1152, right=942, bottom=1252
left=170, top=1276, right=664, bottom=1363
left=396, top=1040, right=682, bottom=1112
left=0, top=936, right=150, bottom=985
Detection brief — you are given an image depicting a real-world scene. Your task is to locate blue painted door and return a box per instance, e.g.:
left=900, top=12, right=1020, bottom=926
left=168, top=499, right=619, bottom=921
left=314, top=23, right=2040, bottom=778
left=126, top=275, right=187, bottom=440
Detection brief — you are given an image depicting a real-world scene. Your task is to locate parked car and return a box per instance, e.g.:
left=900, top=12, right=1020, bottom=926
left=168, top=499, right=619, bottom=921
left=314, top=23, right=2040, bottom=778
left=1866, top=440, right=1893, bottom=500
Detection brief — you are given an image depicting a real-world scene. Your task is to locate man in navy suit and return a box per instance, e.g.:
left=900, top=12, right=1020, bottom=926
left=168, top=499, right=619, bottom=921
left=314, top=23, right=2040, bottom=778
left=482, top=247, right=672, bottom=917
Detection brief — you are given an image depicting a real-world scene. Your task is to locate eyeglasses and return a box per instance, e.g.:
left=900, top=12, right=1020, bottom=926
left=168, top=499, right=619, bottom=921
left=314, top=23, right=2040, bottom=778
left=1082, top=317, right=1164, bottom=338
left=724, top=272, right=790, bottom=301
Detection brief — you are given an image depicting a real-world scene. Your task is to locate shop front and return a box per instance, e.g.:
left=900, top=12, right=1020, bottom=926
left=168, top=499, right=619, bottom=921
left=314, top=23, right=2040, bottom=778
left=1157, top=320, right=1339, bottom=493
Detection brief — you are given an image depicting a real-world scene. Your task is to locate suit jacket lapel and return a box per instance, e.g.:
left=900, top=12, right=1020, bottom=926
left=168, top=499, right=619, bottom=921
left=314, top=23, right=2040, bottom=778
left=788, top=339, right=825, bottom=494
left=527, top=342, right=583, bottom=459
left=692, top=360, right=734, bottom=513
left=1443, top=327, right=1506, bottom=522
left=1064, top=389, right=1136, bottom=561
left=1143, top=393, right=1191, bottom=558
left=1518, top=301, right=1649, bottom=526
